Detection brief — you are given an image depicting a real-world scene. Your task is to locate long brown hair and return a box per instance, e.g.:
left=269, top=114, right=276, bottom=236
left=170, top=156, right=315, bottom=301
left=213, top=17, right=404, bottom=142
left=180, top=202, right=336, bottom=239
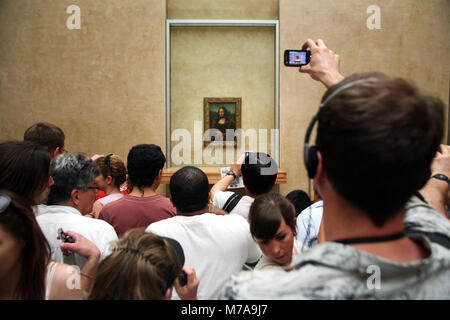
left=88, top=228, right=183, bottom=300
left=0, top=141, right=51, bottom=206
left=0, top=191, right=50, bottom=299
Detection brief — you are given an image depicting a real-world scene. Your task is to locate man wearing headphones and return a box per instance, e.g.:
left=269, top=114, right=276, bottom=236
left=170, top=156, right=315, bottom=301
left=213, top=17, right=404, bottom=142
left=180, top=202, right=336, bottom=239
left=219, top=39, right=450, bottom=299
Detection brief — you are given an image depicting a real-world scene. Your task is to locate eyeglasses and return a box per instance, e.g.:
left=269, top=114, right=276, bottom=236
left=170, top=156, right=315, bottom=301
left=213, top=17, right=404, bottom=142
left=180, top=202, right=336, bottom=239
left=86, top=186, right=99, bottom=193
left=0, top=194, right=12, bottom=214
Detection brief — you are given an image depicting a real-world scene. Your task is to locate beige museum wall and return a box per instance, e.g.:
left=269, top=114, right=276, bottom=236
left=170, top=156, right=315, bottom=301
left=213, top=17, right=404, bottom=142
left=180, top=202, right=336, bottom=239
left=168, top=0, right=278, bottom=20
left=0, top=0, right=448, bottom=197
left=0, top=0, right=167, bottom=193
left=0, top=0, right=166, bottom=166
left=170, top=26, right=275, bottom=167
left=279, top=0, right=450, bottom=195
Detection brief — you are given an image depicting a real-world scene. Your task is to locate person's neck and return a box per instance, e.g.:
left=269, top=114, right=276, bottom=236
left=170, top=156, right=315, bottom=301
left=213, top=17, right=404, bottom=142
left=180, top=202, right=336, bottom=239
left=321, top=192, right=429, bottom=262
left=178, top=206, right=209, bottom=217
left=322, top=195, right=404, bottom=242
left=129, top=186, right=157, bottom=198
left=104, top=185, right=121, bottom=196
left=244, top=187, right=257, bottom=199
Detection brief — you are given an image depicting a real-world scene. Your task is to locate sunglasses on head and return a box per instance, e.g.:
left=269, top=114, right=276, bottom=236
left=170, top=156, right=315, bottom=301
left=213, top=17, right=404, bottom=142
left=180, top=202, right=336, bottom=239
left=0, top=194, right=12, bottom=214
left=104, top=153, right=113, bottom=176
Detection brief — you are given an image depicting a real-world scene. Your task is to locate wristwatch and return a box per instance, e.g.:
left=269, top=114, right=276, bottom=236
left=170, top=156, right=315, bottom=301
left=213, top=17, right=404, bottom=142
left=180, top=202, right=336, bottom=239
left=431, top=173, right=450, bottom=186
left=226, top=171, right=237, bottom=180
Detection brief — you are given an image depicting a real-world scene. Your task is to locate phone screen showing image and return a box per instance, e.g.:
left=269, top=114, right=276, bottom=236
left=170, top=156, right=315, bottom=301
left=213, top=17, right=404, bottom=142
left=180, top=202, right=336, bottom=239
left=289, top=51, right=306, bottom=65
left=284, top=50, right=310, bottom=67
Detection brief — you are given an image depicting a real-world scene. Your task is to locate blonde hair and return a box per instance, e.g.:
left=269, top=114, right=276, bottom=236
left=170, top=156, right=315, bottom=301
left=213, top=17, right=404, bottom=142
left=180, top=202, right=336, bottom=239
left=87, top=228, right=183, bottom=300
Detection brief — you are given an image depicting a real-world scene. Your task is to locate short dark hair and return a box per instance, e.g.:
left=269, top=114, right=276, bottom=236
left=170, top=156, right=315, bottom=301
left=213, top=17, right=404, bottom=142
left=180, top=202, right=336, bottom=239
left=0, top=141, right=51, bottom=206
left=286, top=190, right=311, bottom=216
left=316, top=72, right=444, bottom=226
left=170, top=166, right=209, bottom=214
left=47, top=153, right=99, bottom=205
left=127, top=144, right=166, bottom=189
left=23, top=122, right=65, bottom=153
left=241, top=152, right=278, bottom=195
left=249, top=192, right=296, bottom=240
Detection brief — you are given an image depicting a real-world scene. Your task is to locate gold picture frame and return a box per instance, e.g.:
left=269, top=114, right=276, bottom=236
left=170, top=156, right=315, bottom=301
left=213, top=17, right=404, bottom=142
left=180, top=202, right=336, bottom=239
left=203, top=97, right=241, bottom=147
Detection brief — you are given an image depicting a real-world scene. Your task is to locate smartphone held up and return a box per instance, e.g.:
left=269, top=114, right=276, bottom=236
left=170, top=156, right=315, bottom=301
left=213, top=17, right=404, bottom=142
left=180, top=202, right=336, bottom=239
left=284, top=50, right=310, bottom=67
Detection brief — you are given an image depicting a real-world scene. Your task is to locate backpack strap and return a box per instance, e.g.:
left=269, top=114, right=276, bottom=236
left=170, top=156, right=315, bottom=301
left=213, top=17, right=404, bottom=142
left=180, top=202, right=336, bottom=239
left=222, top=193, right=242, bottom=213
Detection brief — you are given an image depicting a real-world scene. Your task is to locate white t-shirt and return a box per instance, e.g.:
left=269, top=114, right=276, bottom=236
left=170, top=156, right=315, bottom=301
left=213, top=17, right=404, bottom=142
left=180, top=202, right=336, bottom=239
left=212, top=191, right=254, bottom=221
left=37, top=205, right=118, bottom=268
left=296, top=200, right=323, bottom=252
left=146, top=213, right=261, bottom=300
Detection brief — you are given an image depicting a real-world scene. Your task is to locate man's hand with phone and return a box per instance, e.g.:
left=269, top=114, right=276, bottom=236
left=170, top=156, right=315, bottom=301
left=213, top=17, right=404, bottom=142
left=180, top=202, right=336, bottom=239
left=298, top=38, right=344, bottom=88
left=175, top=266, right=199, bottom=300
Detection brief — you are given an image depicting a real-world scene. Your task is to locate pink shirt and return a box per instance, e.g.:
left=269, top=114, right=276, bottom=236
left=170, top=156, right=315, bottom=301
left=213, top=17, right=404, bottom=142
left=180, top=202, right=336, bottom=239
left=97, top=193, right=124, bottom=207
left=99, top=194, right=176, bottom=237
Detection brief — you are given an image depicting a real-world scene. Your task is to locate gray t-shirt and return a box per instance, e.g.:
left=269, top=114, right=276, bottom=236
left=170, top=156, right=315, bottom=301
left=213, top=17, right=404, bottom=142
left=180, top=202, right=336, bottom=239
left=219, top=195, right=450, bottom=300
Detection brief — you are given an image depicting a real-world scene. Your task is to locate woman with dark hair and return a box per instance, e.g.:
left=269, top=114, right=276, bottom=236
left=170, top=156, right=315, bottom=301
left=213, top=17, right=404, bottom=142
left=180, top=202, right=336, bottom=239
left=92, top=154, right=127, bottom=218
left=211, top=106, right=235, bottom=141
left=0, top=141, right=54, bottom=206
left=249, top=192, right=301, bottom=270
left=0, top=191, right=100, bottom=299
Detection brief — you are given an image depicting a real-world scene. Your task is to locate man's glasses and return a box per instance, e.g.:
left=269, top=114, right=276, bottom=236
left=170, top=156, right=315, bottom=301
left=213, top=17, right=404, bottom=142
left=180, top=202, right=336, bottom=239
left=0, top=194, right=12, bottom=214
left=86, top=186, right=99, bottom=193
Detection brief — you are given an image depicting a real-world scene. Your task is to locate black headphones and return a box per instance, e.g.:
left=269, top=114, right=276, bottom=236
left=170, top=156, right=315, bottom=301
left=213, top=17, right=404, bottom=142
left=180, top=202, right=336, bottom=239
left=304, top=79, right=374, bottom=179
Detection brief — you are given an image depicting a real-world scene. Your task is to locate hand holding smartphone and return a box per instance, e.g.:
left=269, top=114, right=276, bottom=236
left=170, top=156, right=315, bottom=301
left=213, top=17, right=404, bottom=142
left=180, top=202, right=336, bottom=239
left=58, top=227, right=75, bottom=243
left=284, top=49, right=311, bottom=67
left=178, top=270, right=188, bottom=287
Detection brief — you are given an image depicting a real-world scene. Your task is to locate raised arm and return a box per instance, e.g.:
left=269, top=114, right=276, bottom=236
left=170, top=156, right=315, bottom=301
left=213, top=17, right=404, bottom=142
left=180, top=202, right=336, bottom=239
left=209, top=163, right=242, bottom=202
left=420, top=144, right=450, bottom=219
left=299, top=38, right=344, bottom=88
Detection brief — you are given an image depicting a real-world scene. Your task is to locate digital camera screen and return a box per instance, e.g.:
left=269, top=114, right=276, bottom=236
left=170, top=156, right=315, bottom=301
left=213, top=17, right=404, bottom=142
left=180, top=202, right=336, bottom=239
left=289, top=51, right=306, bottom=65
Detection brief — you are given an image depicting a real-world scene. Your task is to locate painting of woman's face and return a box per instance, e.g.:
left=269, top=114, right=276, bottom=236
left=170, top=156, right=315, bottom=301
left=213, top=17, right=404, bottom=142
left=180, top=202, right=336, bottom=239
left=204, top=97, right=241, bottom=146
left=209, top=103, right=235, bottom=125
left=218, top=107, right=225, bottom=118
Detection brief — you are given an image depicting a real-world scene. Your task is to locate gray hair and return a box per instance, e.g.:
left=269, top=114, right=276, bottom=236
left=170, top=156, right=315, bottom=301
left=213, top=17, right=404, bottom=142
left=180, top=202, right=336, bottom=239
left=47, top=153, right=99, bottom=205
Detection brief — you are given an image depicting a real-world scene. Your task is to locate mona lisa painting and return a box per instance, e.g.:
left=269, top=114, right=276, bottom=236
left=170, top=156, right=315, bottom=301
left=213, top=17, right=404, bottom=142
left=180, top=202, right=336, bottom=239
left=204, top=97, right=241, bottom=147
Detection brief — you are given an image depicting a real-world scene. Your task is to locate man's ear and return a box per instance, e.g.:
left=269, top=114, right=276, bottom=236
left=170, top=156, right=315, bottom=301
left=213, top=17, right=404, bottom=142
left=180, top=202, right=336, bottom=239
left=315, top=151, right=325, bottom=181
left=71, top=189, right=80, bottom=206
left=106, top=175, right=113, bottom=185
left=293, top=217, right=298, bottom=236
left=153, top=169, right=163, bottom=188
